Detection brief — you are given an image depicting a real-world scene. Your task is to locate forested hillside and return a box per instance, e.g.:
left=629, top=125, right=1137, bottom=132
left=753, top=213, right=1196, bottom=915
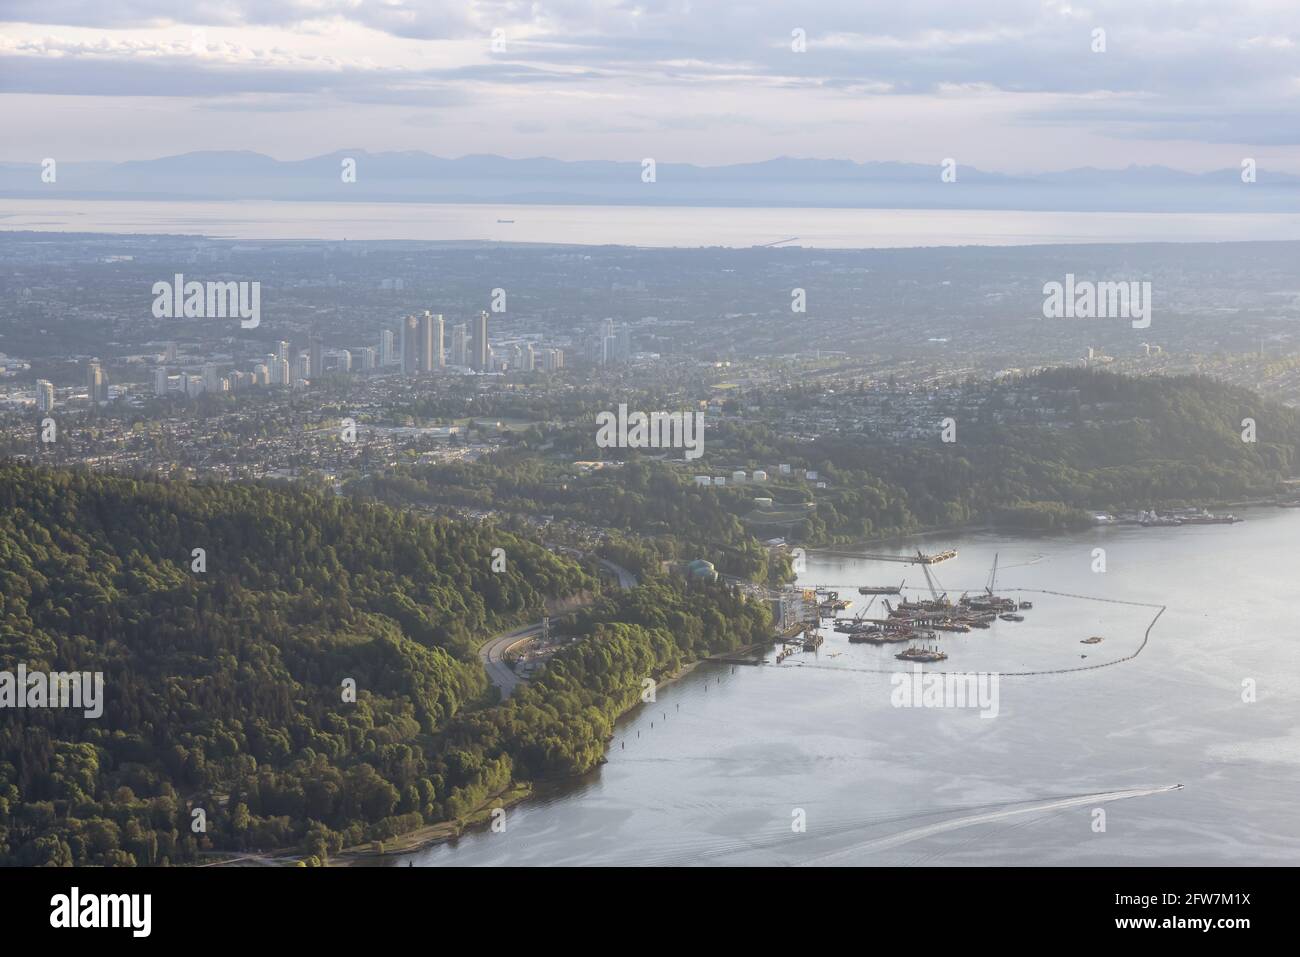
left=355, top=369, right=1300, bottom=555
left=0, top=464, right=590, bottom=865
left=356, top=457, right=777, bottom=581
left=443, top=581, right=771, bottom=783
left=0, top=463, right=769, bottom=865
left=797, top=369, right=1300, bottom=539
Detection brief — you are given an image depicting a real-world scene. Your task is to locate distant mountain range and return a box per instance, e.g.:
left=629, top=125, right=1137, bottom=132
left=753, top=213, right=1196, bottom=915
left=3, top=151, right=1299, bottom=212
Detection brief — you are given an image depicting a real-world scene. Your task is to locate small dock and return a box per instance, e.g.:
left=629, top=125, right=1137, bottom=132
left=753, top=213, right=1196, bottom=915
left=711, top=654, right=766, bottom=666
left=709, top=638, right=779, bottom=665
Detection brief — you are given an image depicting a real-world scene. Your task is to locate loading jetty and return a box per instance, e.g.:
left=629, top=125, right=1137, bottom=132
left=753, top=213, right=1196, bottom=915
left=838, top=553, right=1034, bottom=652
left=816, top=588, right=853, bottom=616
left=816, top=548, right=957, bottom=565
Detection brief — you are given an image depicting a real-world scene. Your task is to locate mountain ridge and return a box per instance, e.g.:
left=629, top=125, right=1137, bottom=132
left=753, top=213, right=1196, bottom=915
left=3, top=151, right=1297, bottom=212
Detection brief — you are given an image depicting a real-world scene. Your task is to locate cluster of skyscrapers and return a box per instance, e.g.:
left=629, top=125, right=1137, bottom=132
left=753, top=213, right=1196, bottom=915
left=591, top=318, right=632, bottom=365
left=509, top=341, right=566, bottom=372
left=394, top=310, right=490, bottom=374
left=155, top=340, right=298, bottom=398
left=138, top=308, right=565, bottom=403
left=385, top=309, right=561, bottom=373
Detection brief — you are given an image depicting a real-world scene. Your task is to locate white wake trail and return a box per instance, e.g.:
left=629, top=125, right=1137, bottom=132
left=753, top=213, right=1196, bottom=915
left=798, top=784, right=1182, bottom=866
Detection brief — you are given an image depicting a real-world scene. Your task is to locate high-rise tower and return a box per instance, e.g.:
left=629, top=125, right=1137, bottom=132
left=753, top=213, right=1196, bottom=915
left=473, top=310, right=489, bottom=371
left=309, top=334, right=324, bottom=379
left=400, top=315, right=419, bottom=377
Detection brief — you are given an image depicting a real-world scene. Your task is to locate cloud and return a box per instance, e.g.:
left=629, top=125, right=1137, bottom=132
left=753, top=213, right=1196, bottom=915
left=4, top=0, right=1300, bottom=164
left=0, top=1, right=477, bottom=35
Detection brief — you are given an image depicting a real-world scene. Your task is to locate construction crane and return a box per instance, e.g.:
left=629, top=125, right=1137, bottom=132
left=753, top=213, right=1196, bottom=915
left=920, top=559, right=948, bottom=605
left=848, top=594, right=878, bottom=623
left=755, top=237, right=799, bottom=248
left=985, top=553, right=999, bottom=596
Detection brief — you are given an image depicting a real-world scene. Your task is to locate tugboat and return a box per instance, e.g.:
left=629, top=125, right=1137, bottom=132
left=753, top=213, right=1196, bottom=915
left=998, top=612, right=1025, bottom=622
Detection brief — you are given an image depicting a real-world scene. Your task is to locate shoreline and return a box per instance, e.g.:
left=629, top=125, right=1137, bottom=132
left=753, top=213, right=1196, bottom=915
left=270, top=505, right=1282, bottom=867
left=807, top=498, right=1281, bottom=554
left=331, top=782, right=536, bottom=866
left=332, top=654, right=719, bottom=866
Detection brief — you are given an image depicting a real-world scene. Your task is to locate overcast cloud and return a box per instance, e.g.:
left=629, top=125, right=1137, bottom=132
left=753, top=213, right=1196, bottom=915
left=2, top=0, right=1299, bottom=170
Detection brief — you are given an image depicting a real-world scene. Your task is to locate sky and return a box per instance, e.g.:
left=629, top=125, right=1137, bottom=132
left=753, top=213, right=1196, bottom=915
left=2, top=1, right=1300, bottom=172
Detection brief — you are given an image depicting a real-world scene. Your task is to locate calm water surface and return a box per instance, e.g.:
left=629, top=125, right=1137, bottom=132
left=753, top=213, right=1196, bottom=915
left=395, top=509, right=1300, bottom=866
left=8, top=199, right=1300, bottom=248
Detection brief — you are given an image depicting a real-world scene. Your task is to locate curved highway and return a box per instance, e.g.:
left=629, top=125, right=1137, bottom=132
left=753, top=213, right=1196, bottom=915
left=479, top=622, right=543, bottom=699
left=478, top=557, right=638, bottom=698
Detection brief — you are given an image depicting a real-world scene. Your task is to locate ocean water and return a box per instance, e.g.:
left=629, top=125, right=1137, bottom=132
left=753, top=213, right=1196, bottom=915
left=391, top=509, right=1300, bottom=866
left=8, top=198, right=1300, bottom=248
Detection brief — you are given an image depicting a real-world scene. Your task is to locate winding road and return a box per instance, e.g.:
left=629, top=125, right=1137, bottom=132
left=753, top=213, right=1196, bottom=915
left=595, top=557, right=639, bottom=590
left=479, top=622, right=544, bottom=698
left=478, top=556, right=638, bottom=699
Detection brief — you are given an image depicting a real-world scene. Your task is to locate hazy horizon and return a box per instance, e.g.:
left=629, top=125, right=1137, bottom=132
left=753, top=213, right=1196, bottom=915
left=6, top=1, right=1300, bottom=173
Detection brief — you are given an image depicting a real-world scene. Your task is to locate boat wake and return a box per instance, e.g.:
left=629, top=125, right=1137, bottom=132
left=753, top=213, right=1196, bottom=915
left=796, top=783, right=1182, bottom=866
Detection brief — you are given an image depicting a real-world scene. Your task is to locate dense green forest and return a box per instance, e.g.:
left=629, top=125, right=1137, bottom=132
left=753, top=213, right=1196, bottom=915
left=354, top=369, right=1300, bottom=557
left=780, top=369, right=1300, bottom=541
left=354, top=458, right=777, bottom=581
left=0, top=463, right=769, bottom=865
left=440, top=581, right=770, bottom=784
